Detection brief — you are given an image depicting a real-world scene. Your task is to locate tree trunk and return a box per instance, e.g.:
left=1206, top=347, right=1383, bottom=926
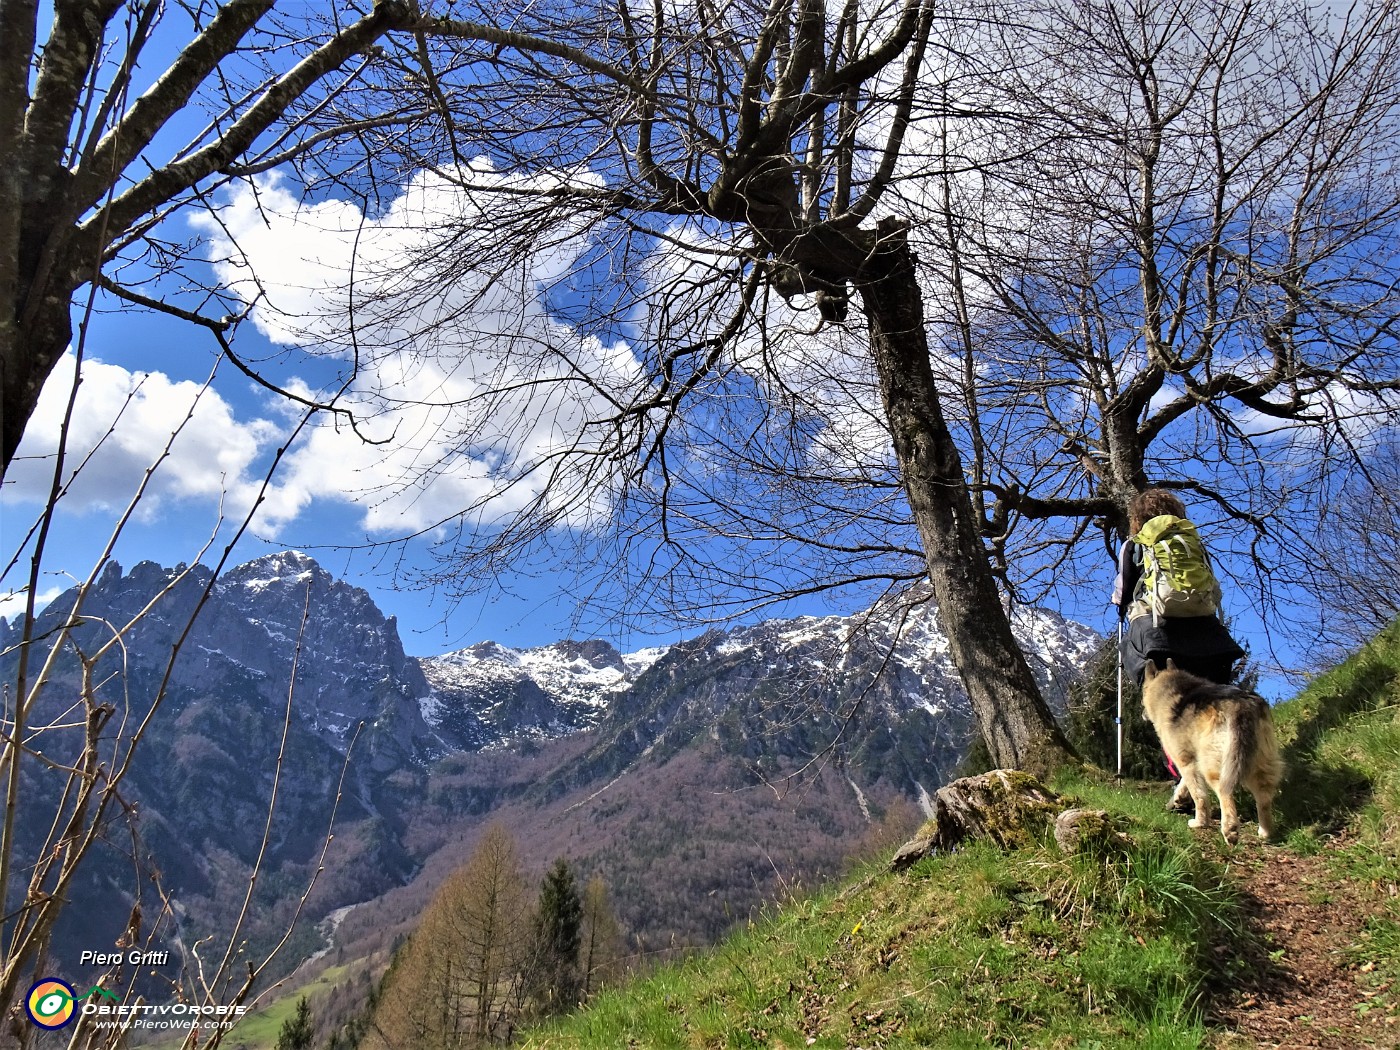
left=858, top=218, right=1076, bottom=775
left=3, top=291, right=75, bottom=474
left=889, top=770, right=1061, bottom=868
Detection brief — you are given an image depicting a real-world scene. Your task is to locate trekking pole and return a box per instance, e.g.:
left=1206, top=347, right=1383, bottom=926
left=1115, top=618, right=1124, bottom=778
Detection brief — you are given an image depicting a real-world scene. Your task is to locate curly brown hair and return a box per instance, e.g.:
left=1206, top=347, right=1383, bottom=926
left=1128, top=488, right=1188, bottom=534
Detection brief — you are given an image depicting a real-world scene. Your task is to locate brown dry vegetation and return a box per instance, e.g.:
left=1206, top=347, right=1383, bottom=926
left=331, top=742, right=920, bottom=972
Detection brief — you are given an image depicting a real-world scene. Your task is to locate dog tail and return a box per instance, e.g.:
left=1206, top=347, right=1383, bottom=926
left=1220, top=696, right=1264, bottom=798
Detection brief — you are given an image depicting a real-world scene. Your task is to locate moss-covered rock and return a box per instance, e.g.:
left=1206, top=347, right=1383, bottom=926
left=890, top=770, right=1061, bottom=869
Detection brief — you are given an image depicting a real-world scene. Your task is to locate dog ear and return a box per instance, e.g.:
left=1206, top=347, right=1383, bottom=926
left=1165, top=659, right=1179, bottom=671
left=1143, top=662, right=1158, bottom=681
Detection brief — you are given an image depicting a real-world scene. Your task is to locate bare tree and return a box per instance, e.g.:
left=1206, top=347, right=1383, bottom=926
left=15, top=0, right=1390, bottom=834
left=365, top=824, right=532, bottom=1049
left=577, top=875, right=622, bottom=1001
left=0, top=468, right=357, bottom=1048
left=1, top=305, right=359, bottom=1044
left=275, top=0, right=1077, bottom=772
left=917, top=0, right=1400, bottom=623
left=0, top=6, right=550, bottom=1043
left=0, top=0, right=435, bottom=476
left=1289, top=435, right=1400, bottom=656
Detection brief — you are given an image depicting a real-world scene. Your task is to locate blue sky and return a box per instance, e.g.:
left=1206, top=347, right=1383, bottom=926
left=0, top=322, right=682, bottom=658
left=0, top=170, right=805, bottom=658
left=2, top=3, right=1353, bottom=695
left=0, top=168, right=1312, bottom=691
left=0, top=254, right=1286, bottom=690
left=1, top=7, right=805, bottom=658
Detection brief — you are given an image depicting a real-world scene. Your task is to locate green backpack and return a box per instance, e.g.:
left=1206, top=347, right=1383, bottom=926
left=1132, top=514, right=1222, bottom=620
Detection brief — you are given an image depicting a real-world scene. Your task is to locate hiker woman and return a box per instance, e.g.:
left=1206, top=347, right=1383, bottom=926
left=1113, top=488, right=1245, bottom=687
left=1114, top=488, right=1246, bottom=809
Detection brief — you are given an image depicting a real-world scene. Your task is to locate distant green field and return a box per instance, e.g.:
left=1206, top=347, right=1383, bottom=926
left=217, top=962, right=353, bottom=1050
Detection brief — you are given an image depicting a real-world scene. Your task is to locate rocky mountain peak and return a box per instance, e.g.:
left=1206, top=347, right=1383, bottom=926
left=420, top=636, right=650, bottom=748
left=459, top=640, right=523, bottom=665
left=24, top=551, right=436, bottom=767
left=539, top=638, right=626, bottom=671
left=220, top=550, right=329, bottom=595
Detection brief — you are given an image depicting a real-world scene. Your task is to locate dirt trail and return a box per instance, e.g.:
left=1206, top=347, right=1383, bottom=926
left=1207, top=835, right=1398, bottom=1048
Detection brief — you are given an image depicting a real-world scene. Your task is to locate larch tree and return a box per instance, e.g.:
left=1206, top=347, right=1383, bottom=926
left=578, top=875, right=622, bottom=1000
left=365, top=824, right=533, bottom=1049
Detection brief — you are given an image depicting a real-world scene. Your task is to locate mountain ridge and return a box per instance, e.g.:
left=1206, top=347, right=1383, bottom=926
left=4, top=550, right=1099, bottom=988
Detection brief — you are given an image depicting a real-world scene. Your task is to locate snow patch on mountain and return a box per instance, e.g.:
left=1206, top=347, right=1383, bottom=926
left=622, top=646, right=669, bottom=676
left=418, top=594, right=1101, bottom=756
left=418, top=637, right=673, bottom=748
left=424, top=639, right=642, bottom=714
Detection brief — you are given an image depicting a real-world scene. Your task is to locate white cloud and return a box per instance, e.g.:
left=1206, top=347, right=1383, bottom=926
left=193, top=169, right=647, bottom=536
left=0, top=585, right=65, bottom=626
left=2, top=352, right=280, bottom=524
left=6, top=168, right=648, bottom=546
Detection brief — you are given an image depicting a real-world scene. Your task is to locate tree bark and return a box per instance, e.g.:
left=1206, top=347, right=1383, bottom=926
left=858, top=218, right=1076, bottom=775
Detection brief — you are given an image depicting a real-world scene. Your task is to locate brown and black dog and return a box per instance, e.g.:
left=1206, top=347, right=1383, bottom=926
left=1141, top=661, right=1284, bottom=845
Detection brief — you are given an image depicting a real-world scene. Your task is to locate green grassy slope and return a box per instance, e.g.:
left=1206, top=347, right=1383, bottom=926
left=221, top=964, right=353, bottom=1049
left=1271, top=619, right=1400, bottom=991
left=519, top=621, right=1400, bottom=1049
left=521, top=776, right=1235, bottom=1049
left=1273, top=619, right=1400, bottom=848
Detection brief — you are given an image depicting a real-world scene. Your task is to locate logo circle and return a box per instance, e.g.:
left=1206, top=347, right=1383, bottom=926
left=25, top=979, right=76, bottom=1029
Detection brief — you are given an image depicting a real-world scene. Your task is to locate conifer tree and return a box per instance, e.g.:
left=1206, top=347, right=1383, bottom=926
left=275, top=996, right=315, bottom=1050
left=530, top=858, right=582, bottom=1014
left=363, top=824, right=532, bottom=1048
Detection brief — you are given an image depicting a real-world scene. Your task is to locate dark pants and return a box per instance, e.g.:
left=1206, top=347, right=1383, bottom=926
left=1122, top=614, right=1244, bottom=686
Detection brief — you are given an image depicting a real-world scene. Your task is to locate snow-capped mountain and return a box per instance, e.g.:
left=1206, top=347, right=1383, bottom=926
left=14, top=551, right=1097, bottom=767
left=6, top=551, right=1101, bottom=979
left=204, top=551, right=436, bottom=766
left=525, top=597, right=1101, bottom=805
left=420, top=596, right=1099, bottom=762
left=420, top=638, right=667, bottom=747
left=700, top=601, right=1101, bottom=717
